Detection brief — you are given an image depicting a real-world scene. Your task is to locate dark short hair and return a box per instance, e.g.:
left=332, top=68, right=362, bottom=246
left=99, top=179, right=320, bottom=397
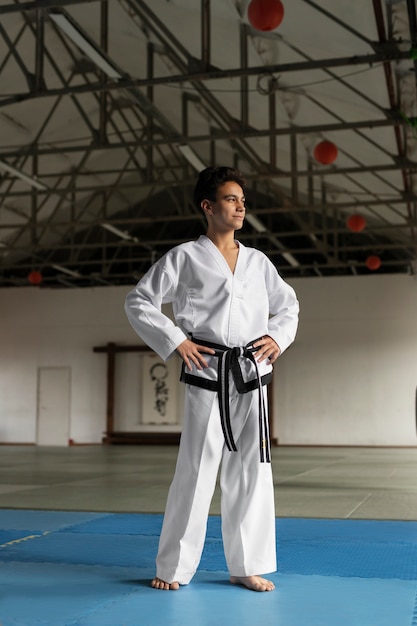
left=193, top=166, right=246, bottom=211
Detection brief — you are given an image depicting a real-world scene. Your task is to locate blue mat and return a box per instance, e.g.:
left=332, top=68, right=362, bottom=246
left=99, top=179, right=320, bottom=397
left=1, top=510, right=417, bottom=626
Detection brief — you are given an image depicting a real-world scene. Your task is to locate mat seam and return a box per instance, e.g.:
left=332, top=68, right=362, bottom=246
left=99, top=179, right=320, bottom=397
left=411, top=583, right=417, bottom=626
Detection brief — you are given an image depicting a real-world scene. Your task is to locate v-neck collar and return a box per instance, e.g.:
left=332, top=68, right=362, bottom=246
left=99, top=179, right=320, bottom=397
left=199, top=235, right=245, bottom=278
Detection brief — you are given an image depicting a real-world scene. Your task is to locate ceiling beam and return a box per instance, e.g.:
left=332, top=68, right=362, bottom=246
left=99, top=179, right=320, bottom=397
left=1, top=228, right=413, bottom=253
left=0, top=0, right=97, bottom=13
left=0, top=116, right=408, bottom=160
left=0, top=211, right=413, bottom=231
left=0, top=253, right=411, bottom=273
left=1, top=198, right=413, bottom=231
left=0, top=50, right=411, bottom=109
left=0, top=160, right=414, bottom=198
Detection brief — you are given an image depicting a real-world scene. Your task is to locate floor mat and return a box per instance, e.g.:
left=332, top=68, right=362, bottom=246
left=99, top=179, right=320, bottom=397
left=0, top=510, right=416, bottom=626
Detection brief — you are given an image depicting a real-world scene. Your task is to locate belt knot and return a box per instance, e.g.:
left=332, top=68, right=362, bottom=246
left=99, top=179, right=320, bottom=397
left=217, top=339, right=271, bottom=463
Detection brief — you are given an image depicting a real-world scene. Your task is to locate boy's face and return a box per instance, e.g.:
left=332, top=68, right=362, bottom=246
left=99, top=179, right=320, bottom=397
left=203, top=181, right=246, bottom=232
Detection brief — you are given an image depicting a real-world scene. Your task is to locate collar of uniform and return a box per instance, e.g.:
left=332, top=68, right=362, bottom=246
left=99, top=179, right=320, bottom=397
left=198, top=235, right=247, bottom=281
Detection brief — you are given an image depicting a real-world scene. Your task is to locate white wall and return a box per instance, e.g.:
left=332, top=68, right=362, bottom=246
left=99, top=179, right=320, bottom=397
left=0, top=274, right=416, bottom=446
left=0, top=286, right=135, bottom=444
left=274, top=273, right=417, bottom=445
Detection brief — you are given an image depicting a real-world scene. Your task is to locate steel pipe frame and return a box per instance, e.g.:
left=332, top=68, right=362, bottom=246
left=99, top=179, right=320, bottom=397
left=0, top=0, right=342, bottom=270
left=0, top=50, right=411, bottom=109
left=1, top=252, right=410, bottom=274
left=0, top=5, right=184, bottom=268
left=0, top=115, right=408, bottom=160
left=4, top=235, right=413, bottom=255
left=1, top=200, right=414, bottom=231
left=0, top=3, right=410, bottom=205
left=0, top=2, right=408, bottom=156
left=0, top=0, right=97, bottom=14
left=0, top=0, right=415, bottom=281
left=372, top=0, right=415, bottom=243
left=1, top=159, right=414, bottom=197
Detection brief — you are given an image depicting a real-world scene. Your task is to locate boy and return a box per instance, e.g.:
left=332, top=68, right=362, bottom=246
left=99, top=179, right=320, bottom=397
left=125, top=166, right=299, bottom=591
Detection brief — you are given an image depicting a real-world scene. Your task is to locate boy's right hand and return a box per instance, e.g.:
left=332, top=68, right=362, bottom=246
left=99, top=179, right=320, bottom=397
left=176, top=339, right=215, bottom=371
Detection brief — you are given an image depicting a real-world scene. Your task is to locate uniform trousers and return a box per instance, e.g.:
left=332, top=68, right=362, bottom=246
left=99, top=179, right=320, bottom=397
left=155, top=382, right=277, bottom=585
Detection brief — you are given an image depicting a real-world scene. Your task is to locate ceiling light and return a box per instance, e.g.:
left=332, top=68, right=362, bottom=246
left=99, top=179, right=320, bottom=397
left=281, top=252, right=299, bottom=267
left=348, top=261, right=358, bottom=276
left=269, top=234, right=300, bottom=267
left=246, top=213, right=299, bottom=267
left=91, top=273, right=111, bottom=285
left=102, top=223, right=138, bottom=242
left=0, top=160, right=47, bottom=191
left=57, top=277, right=77, bottom=288
left=178, top=145, right=206, bottom=171
left=49, top=11, right=122, bottom=80
left=51, top=264, right=81, bottom=278
left=245, top=213, right=267, bottom=233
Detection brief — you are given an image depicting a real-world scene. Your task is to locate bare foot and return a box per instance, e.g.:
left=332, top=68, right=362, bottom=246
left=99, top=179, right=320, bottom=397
left=151, top=577, right=180, bottom=590
left=230, top=575, right=275, bottom=592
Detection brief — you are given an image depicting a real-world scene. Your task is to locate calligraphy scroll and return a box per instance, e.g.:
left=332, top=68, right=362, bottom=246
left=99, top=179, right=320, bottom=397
left=141, top=353, right=178, bottom=424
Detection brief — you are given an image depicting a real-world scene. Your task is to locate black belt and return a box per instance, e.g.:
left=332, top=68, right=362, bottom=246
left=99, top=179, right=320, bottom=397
left=180, top=337, right=272, bottom=463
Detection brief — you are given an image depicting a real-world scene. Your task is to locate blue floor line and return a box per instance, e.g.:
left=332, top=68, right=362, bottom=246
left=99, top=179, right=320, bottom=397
left=0, top=510, right=416, bottom=626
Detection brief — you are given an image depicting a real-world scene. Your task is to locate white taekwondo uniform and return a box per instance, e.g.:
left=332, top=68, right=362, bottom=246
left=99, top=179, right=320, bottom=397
left=125, top=235, right=299, bottom=584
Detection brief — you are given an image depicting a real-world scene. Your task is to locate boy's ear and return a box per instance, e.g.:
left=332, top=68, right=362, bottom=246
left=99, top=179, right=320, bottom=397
left=201, top=200, right=213, bottom=216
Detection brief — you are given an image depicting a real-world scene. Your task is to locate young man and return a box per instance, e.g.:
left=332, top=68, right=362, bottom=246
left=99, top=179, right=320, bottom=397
left=125, top=166, right=299, bottom=592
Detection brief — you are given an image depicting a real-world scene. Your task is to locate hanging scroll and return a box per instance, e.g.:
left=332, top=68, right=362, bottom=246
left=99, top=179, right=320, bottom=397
left=141, top=353, right=178, bottom=425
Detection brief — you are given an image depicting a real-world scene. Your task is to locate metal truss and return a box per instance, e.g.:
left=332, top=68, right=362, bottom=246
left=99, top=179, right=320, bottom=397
left=0, top=0, right=416, bottom=288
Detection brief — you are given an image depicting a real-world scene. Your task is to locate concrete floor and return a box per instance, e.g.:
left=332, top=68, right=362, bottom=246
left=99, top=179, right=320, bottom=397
left=1, top=445, right=417, bottom=520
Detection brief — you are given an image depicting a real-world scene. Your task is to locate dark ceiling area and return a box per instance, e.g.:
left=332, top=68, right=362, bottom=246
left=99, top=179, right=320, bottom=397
left=0, top=0, right=417, bottom=288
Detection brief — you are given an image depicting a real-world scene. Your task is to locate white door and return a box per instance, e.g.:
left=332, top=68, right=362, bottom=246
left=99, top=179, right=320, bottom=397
left=37, top=367, right=71, bottom=446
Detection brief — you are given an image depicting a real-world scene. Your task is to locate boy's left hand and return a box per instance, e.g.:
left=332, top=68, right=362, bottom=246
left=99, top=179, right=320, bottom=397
left=252, top=336, right=281, bottom=364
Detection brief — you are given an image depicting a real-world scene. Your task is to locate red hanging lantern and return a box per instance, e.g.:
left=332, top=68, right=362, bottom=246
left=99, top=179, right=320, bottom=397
left=346, top=214, right=366, bottom=233
left=365, top=255, right=381, bottom=271
left=313, top=140, right=338, bottom=165
left=28, top=270, right=43, bottom=285
left=248, top=0, right=284, bottom=32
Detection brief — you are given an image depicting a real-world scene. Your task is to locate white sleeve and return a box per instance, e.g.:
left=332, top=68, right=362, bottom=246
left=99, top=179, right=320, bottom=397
left=265, top=259, right=299, bottom=354
left=124, top=259, right=188, bottom=361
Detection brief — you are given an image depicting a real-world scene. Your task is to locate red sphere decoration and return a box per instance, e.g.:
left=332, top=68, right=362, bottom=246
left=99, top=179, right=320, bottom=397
left=365, top=255, right=381, bottom=271
left=28, top=270, right=43, bottom=285
left=313, top=140, right=338, bottom=165
left=347, top=214, right=366, bottom=233
left=248, top=0, right=284, bottom=32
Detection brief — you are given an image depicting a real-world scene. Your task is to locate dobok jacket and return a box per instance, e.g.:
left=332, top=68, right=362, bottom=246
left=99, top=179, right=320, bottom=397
left=125, top=234, right=299, bottom=386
